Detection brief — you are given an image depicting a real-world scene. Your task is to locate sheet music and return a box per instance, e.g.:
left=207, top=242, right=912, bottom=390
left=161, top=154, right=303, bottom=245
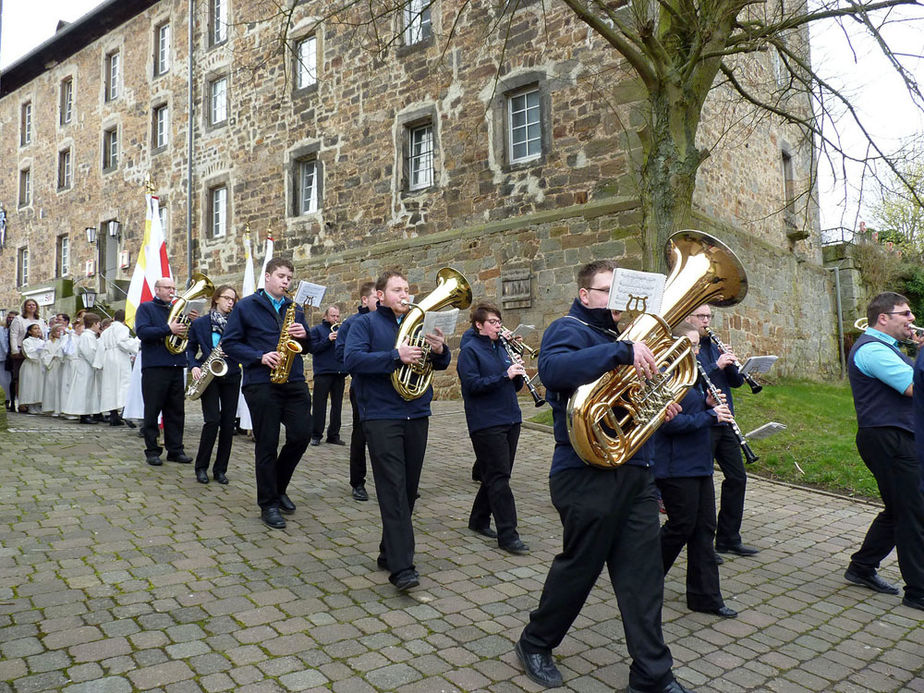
left=510, top=324, right=536, bottom=338
left=745, top=421, right=787, bottom=440
left=295, top=281, right=326, bottom=307
left=421, top=308, right=460, bottom=338
left=607, top=268, right=667, bottom=314
left=740, top=355, right=777, bottom=375
left=183, top=299, right=206, bottom=318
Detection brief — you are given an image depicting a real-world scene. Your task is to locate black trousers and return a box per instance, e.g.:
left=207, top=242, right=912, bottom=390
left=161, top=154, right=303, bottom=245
left=311, top=373, right=345, bottom=440
left=521, top=465, right=675, bottom=692
left=195, top=373, right=241, bottom=474
left=363, top=417, right=428, bottom=581
left=657, top=476, right=723, bottom=611
left=142, top=366, right=186, bottom=457
left=468, top=423, right=521, bottom=545
left=711, top=425, right=747, bottom=546
left=242, top=381, right=312, bottom=510
left=348, top=387, right=367, bottom=488
left=850, top=427, right=924, bottom=599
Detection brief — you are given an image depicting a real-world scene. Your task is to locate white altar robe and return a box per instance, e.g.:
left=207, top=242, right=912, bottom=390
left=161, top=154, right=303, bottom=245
left=62, top=331, right=101, bottom=416
left=99, top=322, right=140, bottom=412
left=41, top=338, right=65, bottom=415
left=19, top=336, right=45, bottom=406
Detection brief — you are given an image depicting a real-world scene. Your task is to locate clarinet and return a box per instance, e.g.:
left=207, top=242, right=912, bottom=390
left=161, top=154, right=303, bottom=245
left=696, top=361, right=759, bottom=464
left=704, top=327, right=762, bottom=394
left=499, top=335, right=545, bottom=407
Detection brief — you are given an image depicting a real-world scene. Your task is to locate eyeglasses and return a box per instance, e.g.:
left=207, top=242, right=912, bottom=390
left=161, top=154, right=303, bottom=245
left=886, top=310, right=913, bottom=317
left=586, top=287, right=611, bottom=294
left=690, top=313, right=711, bottom=320
left=218, top=295, right=236, bottom=302
left=485, top=318, right=502, bottom=325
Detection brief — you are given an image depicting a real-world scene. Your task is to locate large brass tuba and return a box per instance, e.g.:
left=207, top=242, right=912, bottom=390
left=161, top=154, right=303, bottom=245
left=567, top=230, right=748, bottom=468
left=166, top=273, right=215, bottom=354
left=391, top=267, right=472, bottom=400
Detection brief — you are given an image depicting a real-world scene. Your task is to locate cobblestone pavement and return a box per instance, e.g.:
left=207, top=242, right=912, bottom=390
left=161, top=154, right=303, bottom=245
left=1, top=400, right=922, bottom=693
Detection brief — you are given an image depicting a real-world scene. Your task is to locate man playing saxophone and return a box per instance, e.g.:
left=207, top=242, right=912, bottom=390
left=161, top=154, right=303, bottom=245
left=222, top=258, right=315, bottom=530
left=515, top=260, right=691, bottom=693
left=343, top=269, right=451, bottom=592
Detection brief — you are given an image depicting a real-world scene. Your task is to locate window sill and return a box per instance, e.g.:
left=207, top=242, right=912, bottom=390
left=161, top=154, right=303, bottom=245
left=293, top=84, right=319, bottom=98
left=396, top=35, right=433, bottom=57
left=503, top=155, right=545, bottom=173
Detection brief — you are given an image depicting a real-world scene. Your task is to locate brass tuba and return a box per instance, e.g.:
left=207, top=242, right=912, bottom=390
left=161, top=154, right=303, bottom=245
left=166, top=273, right=214, bottom=354
left=391, top=267, right=472, bottom=400
left=566, top=230, right=748, bottom=468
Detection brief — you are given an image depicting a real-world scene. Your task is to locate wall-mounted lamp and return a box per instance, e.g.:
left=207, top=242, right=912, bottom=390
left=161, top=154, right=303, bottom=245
left=108, top=220, right=122, bottom=240
left=85, top=226, right=97, bottom=244
left=80, top=288, right=97, bottom=309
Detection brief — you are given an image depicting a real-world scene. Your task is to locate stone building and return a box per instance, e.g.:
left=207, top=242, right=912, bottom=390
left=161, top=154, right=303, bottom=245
left=0, top=0, right=839, bottom=390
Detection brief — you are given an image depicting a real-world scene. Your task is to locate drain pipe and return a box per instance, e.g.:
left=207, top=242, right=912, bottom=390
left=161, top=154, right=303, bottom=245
left=186, top=0, right=195, bottom=280
left=827, top=265, right=846, bottom=378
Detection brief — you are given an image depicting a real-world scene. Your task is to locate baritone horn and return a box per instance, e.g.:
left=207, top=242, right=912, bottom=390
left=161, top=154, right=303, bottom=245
left=166, top=273, right=214, bottom=354
left=567, top=230, right=749, bottom=469
left=854, top=316, right=924, bottom=337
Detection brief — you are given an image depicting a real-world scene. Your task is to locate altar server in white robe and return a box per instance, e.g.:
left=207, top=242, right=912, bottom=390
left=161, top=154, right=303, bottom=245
left=63, top=313, right=103, bottom=424
left=42, top=324, right=66, bottom=415
left=59, top=322, right=81, bottom=419
left=19, top=324, right=45, bottom=413
left=99, top=309, right=140, bottom=426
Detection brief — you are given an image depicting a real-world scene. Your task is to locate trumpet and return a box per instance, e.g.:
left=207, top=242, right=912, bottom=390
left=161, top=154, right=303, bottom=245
left=854, top=317, right=924, bottom=337
left=499, top=335, right=545, bottom=408
left=704, top=327, right=762, bottom=394
left=500, top=330, right=539, bottom=359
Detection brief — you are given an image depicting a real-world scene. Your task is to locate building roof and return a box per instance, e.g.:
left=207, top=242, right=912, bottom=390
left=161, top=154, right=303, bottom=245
left=0, top=0, right=158, bottom=98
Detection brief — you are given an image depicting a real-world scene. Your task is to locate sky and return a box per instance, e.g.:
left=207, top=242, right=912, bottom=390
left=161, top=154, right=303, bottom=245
left=2, top=0, right=922, bottom=236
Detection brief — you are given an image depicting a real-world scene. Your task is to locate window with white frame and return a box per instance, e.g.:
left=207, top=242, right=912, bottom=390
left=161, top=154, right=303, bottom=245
left=57, top=236, right=70, bottom=277
left=209, top=77, right=228, bottom=125
left=105, top=51, right=120, bottom=101
left=407, top=123, right=434, bottom=191
left=58, top=149, right=72, bottom=190
left=295, top=158, right=320, bottom=214
left=103, top=126, right=119, bottom=171
left=20, top=102, right=32, bottom=146
left=17, top=248, right=29, bottom=286
left=153, top=104, right=169, bottom=149
left=403, top=0, right=432, bottom=45
left=296, top=36, right=317, bottom=90
left=60, top=78, right=74, bottom=125
left=507, top=87, right=542, bottom=164
left=210, top=0, right=228, bottom=45
left=155, top=23, right=171, bottom=75
left=210, top=186, right=228, bottom=238
left=18, top=168, right=31, bottom=207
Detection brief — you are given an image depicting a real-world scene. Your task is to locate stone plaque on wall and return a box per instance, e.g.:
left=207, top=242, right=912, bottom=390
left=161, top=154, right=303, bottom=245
left=501, top=268, right=532, bottom=309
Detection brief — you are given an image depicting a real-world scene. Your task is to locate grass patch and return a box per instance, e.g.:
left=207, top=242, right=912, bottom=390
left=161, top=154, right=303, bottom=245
left=529, top=378, right=879, bottom=500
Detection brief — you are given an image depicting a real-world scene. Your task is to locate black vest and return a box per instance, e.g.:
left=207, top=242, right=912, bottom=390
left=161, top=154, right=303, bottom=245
left=847, top=333, right=914, bottom=433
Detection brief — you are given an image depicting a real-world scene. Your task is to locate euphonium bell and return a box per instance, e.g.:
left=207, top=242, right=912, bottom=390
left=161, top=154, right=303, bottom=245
left=566, top=230, right=749, bottom=468
left=166, top=273, right=214, bottom=355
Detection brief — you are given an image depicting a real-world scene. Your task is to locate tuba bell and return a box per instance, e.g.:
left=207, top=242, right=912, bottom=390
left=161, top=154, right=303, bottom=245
left=391, top=268, right=472, bottom=400
left=566, top=230, right=748, bottom=468
left=166, top=272, right=215, bottom=355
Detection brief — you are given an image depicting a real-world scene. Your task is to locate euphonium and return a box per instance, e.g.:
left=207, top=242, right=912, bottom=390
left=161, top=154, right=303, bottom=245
left=392, top=267, right=472, bottom=400
left=166, top=273, right=215, bottom=354
left=854, top=316, right=924, bottom=337
left=186, top=345, right=229, bottom=400
left=567, top=230, right=749, bottom=468
left=270, top=299, right=303, bottom=384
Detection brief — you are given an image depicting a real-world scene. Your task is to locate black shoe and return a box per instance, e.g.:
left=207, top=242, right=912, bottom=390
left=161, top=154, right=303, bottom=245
left=393, top=570, right=420, bottom=592
left=714, top=552, right=724, bottom=565
left=214, top=472, right=229, bottom=485
left=261, top=507, right=286, bottom=529
left=500, top=539, right=530, bottom=555
left=902, top=594, right=924, bottom=611
left=309, top=438, right=321, bottom=446
left=79, top=415, right=98, bottom=425
left=195, top=469, right=209, bottom=484
left=352, top=484, right=369, bottom=501
left=469, top=525, right=497, bottom=539
left=844, top=569, right=900, bottom=595
left=92, top=413, right=105, bottom=422
left=627, top=681, right=694, bottom=693
left=109, top=418, right=125, bottom=427
left=692, top=605, right=738, bottom=619
left=715, top=542, right=759, bottom=556
left=146, top=455, right=163, bottom=466
left=377, top=555, right=388, bottom=570
left=167, top=452, right=192, bottom=464
left=327, top=437, right=346, bottom=446
left=278, top=494, right=296, bottom=514
left=515, top=640, right=563, bottom=688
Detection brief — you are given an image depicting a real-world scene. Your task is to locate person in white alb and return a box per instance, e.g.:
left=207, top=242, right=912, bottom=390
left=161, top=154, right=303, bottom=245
left=99, top=309, right=140, bottom=426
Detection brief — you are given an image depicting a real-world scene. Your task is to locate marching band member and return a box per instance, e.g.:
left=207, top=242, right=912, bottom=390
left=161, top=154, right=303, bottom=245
left=187, top=286, right=241, bottom=485
left=515, top=260, right=690, bottom=692
left=309, top=305, right=347, bottom=447
left=343, top=269, right=450, bottom=592
left=686, top=304, right=758, bottom=557
left=654, top=322, right=737, bottom=619
left=98, top=310, right=140, bottom=426
left=335, top=281, right=377, bottom=501
left=222, top=259, right=315, bottom=529
left=457, top=302, right=529, bottom=554
left=848, top=292, right=924, bottom=610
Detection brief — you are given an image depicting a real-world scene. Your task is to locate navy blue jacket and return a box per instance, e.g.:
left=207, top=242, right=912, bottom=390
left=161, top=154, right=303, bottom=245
left=457, top=328, right=523, bottom=433
left=913, top=350, right=924, bottom=494
left=538, top=298, right=653, bottom=474
left=850, top=332, right=913, bottom=433
left=653, top=382, right=717, bottom=479
left=697, top=334, right=744, bottom=418
left=343, top=304, right=452, bottom=421
left=185, top=314, right=241, bottom=377
left=334, top=305, right=369, bottom=365
left=310, top=319, right=345, bottom=376
left=221, top=291, right=314, bottom=386
left=135, top=297, right=187, bottom=368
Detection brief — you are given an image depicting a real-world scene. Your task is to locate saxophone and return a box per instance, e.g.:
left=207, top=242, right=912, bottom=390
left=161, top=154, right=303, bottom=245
left=270, top=300, right=303, bottom=384
left=186, top=344, right=229, bottom=400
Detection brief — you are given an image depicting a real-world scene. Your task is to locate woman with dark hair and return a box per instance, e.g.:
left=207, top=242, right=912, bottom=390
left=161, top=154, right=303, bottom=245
left=9, top=299, right=47, bottom=411
left=187, top=284, right=241, bottom=484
